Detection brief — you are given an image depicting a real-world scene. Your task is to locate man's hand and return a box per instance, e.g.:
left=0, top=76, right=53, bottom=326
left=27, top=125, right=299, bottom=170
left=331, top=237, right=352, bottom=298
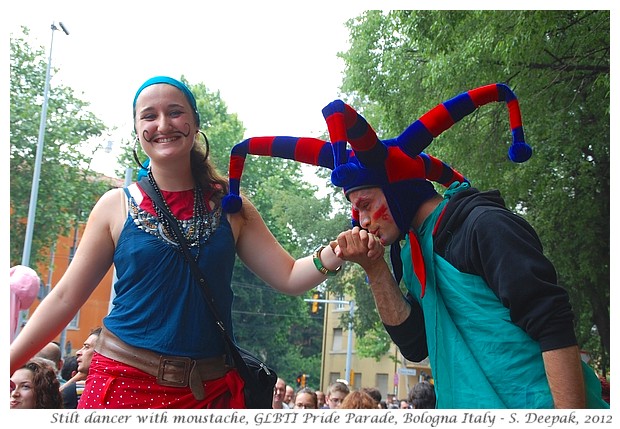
left=335, top=227, right=410, bottom=326
left=334, top=227, right=384, bottom=269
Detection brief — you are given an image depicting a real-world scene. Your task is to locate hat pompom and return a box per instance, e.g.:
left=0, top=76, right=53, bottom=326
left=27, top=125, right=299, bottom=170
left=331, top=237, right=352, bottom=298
left=331, top=163, right=360, bottom=188
left=222, top=193, right=242, bottom=213
left=508, top=141, right=532, bottom=163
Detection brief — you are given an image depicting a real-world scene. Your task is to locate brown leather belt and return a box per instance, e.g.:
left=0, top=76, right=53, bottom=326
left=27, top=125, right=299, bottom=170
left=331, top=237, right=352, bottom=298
left=95, top=327, right=231, bottom=400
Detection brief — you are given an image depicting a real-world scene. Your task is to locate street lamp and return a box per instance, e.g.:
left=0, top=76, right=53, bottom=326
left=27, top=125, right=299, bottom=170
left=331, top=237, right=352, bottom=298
left=21, top=21, right=69, bottom=267
left=305, top=297, right=355, bottom=384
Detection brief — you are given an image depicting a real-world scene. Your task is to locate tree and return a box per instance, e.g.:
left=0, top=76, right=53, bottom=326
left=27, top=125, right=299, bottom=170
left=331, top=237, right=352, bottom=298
left=339, top=10, right=610, bottom=372
left=10, top=27, right=110, bottom=267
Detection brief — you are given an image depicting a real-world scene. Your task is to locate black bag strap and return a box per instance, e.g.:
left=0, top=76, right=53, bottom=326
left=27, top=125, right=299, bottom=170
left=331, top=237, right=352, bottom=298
left=138, top=177, right=254, bottom=382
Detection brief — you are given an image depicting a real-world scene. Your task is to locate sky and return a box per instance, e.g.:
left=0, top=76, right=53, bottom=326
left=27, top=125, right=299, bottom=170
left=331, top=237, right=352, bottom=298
left=8, top=0, right=376, bottom=177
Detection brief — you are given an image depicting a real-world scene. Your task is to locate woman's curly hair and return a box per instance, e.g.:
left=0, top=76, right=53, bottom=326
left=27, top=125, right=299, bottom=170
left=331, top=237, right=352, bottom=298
left=23, top=357, right=63, bottom=409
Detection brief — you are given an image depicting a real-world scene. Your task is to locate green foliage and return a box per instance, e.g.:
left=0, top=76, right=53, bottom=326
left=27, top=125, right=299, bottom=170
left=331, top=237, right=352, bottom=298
left=340, top=10, right=609, bottom=373
left=10, top=27, right=110, bottom=267
left=355, top=324, right=393, bottom=361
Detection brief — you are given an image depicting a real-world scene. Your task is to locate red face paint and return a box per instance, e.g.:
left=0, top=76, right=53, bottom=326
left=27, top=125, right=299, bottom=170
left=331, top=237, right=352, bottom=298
left=372, top=204, right=390, bottom=222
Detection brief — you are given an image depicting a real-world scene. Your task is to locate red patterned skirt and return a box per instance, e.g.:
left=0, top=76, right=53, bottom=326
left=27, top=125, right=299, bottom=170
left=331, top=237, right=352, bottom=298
left=78, top=352, right=246, bottom=409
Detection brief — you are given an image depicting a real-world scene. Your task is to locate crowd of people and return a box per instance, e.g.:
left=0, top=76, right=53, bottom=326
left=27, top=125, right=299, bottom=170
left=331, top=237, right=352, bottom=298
left=270, top=378, right=437, bottom=410
left=10, top=327, right=608, bottom=410
left=11, top=340, right=438, bottom=410
left=10, top=76, right=609, bottom=409
left=10, top=327, right=102, bottom=409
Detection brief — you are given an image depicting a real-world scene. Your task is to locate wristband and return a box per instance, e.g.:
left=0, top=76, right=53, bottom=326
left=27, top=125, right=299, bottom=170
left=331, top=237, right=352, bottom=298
left=313, top=245, right=342, bottom=276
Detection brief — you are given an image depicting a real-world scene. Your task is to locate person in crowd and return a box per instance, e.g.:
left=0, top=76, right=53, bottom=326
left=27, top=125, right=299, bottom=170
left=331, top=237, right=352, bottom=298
left=222, top=84, right=607, bottom=409
left=35, top=341, right=65, bottom=384
left=408, top=381, right=436, bottom=409
left=325, top=380, right=349, bottom=409
left=59, top=355, right=78, bottom=409
left=339, top=390, right=378, bottom=409
left=272, top=377, right=290, bottom=409
left=361, top=386, right=381, bottom=408
left=315, top=390, right=326, bottom=409
left=9, top=76, right=344, bottom=409
left=61, top=355, right=78, bottom=382
left=284, top=384, right=295, bottom=408
left=293, top=387, right=318, bottom=409
left=599, top=376, right=610, bottom=405
left=10, top=357, right=63, bottom=409
left=60, top=327, right=101, bottom=408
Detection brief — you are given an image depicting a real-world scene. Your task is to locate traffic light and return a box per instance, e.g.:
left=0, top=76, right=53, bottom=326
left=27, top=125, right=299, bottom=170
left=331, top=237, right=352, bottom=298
left=311, top=292, right=320, bottom=313
left=296, top=373, right=309, bottom=387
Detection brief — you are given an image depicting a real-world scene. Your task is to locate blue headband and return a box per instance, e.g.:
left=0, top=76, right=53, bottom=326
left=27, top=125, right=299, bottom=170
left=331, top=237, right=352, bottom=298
left=133, top=76, right=200, bottom=126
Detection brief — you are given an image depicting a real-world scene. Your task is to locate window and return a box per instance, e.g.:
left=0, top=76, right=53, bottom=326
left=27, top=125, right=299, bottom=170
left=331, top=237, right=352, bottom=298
left=67, top=311, right=79, bottom=329
left=329, top=372, right=341, bottom=385
left=332, top=328, right=343, bottom=352
left=376, top=373, right=388, bottom=398
left=335, top=294, right=346, bottom=311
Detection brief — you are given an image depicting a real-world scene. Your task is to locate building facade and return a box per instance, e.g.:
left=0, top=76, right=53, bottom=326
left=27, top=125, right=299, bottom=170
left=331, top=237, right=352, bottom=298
left=319, top=291, right=432, bottom=402
left=23, top=222, right=115, bottom=358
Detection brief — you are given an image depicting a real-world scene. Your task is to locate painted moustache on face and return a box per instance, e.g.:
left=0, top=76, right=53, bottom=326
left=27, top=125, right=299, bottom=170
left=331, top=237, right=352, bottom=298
left=142, top=123, right=191, bottom=143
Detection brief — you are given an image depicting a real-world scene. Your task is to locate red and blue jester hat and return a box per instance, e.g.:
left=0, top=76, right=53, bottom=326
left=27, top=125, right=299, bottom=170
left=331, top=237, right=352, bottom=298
left=223, top=83, right=531, bottom=282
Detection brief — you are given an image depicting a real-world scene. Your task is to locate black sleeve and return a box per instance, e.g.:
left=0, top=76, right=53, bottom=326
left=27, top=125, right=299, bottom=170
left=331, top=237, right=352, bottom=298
left=61, top=383, right=78, bottom=409
left=450, top=207, right=577, bottom=352
left=383, top=292, right=429, bottom=362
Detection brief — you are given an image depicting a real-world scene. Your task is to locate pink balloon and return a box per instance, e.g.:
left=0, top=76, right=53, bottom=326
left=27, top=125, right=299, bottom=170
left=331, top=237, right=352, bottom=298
left=10, top=265, right=40, bottom=342
left=10, top=265, right=40, bottom=307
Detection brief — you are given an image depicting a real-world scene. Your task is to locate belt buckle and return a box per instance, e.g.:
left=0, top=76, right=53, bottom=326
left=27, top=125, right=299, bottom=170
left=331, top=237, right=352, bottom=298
left=157, top=355, right=193, bottom=387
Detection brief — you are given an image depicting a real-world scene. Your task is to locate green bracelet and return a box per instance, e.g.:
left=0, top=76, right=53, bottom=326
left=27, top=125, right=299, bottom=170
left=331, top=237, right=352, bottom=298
left=313, top=245, right=342, bottom=276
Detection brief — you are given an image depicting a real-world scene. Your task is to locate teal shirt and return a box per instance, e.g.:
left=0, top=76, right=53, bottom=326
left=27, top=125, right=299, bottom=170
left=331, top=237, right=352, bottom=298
left=401, top=184, right=608, bottom=408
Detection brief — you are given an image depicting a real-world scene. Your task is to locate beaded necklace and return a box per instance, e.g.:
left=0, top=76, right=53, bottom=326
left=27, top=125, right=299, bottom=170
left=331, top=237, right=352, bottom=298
left=147, top=169, right=207, bottom=259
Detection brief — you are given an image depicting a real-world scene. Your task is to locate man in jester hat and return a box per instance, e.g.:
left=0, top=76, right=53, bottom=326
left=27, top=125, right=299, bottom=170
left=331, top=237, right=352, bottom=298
left=223, top=84, right=608, bottom=409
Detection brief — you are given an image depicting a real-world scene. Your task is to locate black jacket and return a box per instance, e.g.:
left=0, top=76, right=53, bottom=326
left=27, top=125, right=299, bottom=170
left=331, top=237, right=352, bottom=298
left=385, top=188, right=577, bottom=362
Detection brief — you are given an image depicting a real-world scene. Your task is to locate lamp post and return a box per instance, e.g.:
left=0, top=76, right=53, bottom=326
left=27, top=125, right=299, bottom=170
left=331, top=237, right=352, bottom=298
left=305, top=297, right=355, bottom=384
left=21, top=21, right=69, bottom=267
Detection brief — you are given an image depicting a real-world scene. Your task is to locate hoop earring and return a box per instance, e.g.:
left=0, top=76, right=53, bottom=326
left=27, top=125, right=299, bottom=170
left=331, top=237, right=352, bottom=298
left=133, top=137, right=147, bottom=170
left=199, top=131, right=210, bottom=162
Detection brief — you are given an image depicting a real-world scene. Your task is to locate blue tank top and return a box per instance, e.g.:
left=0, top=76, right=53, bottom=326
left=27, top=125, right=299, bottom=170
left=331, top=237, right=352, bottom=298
left=103, top=187, right=236, bottom=359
